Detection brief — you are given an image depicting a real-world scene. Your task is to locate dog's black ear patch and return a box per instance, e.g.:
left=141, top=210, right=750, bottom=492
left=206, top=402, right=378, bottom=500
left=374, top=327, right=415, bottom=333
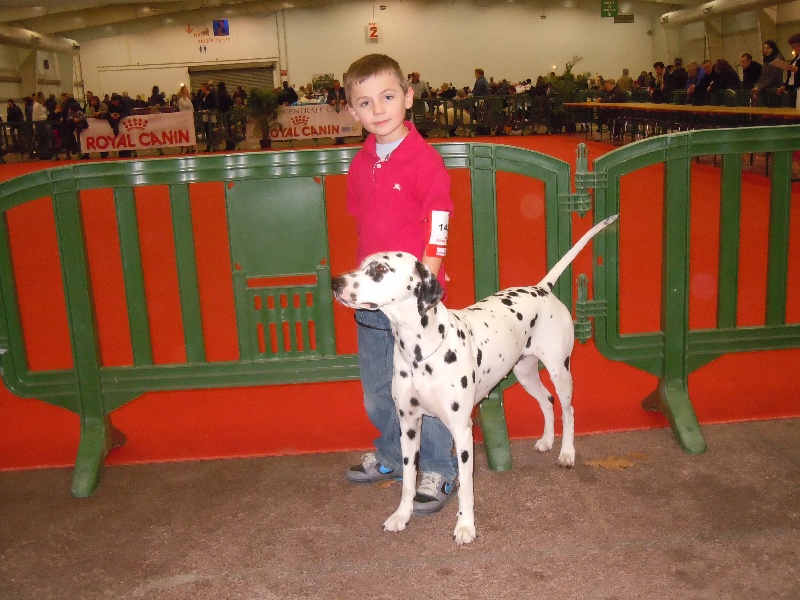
left=414, top=260, right=445, bottom=317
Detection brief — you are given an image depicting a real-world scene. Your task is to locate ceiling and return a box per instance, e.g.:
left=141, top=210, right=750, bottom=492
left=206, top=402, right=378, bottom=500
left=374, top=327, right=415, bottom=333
left=0, top=0, right=698, bottom=40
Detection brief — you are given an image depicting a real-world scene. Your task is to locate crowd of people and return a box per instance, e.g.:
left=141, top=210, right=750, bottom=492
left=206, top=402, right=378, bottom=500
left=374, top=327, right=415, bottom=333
left=1, top=80, right=250, bottom=160
left=4, top=35, right=800, bottom=161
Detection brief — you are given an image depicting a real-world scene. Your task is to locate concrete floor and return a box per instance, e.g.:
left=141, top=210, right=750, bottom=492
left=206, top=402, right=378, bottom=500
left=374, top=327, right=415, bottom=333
left=1, top=419, right=798, bottom=600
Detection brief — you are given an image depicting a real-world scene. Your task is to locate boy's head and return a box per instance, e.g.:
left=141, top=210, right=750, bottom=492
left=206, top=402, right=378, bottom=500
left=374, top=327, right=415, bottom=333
left=344, top=54, right=407, bottom=103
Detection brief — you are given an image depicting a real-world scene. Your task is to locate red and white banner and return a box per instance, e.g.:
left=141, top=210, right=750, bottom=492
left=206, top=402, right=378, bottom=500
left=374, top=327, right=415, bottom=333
left=80, top=111, right=196, bottom=153
left=269, top=104, right=362, bottom=141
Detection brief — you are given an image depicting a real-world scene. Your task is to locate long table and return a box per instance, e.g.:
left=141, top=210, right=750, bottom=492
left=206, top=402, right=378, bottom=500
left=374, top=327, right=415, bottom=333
left=564, top=101, right=800, bottom=142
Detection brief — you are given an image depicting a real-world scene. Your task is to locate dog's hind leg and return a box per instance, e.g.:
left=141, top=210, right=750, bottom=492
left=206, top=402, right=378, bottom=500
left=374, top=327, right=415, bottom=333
left=383, top=410, right=422, bottom=533
left=543, top=360, right=575, bottom=468
left=513, top=357, right=556, bottom=453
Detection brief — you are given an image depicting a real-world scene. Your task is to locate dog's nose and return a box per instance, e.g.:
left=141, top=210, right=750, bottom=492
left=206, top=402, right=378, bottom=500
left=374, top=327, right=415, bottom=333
left=331, top=276, right=346, bottom=295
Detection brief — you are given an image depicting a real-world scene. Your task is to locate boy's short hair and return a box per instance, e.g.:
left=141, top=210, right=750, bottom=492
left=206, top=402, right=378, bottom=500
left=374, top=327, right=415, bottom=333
left=344, top=54, right=407, bottom=102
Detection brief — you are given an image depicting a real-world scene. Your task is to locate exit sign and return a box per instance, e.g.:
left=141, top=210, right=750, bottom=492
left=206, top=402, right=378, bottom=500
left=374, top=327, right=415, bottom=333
left=601, top=0, right=618, bottom=17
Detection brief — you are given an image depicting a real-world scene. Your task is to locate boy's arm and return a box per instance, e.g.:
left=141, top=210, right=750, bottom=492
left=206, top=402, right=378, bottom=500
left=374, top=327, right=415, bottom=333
left=423, top=255, right=443, bottom=277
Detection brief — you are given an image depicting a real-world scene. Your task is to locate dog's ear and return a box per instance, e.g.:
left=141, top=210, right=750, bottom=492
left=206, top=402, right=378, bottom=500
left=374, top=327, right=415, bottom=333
left=414, top=260, right=444, bottom=316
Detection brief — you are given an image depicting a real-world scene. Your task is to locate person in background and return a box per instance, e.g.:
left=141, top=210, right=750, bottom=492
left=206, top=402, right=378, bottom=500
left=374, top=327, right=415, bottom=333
left=776, top=33, right=800, bottom=109
left=752, top=40, right=788, bottom=103
left=6, top=98, right=23, bottom=151
left=739, top=53, right=762, bottom=92
left=327, top=79, right=347, bottom=144
left=616, top=68, right=634, bottom=93
left=177, top=84, right=195, bottom=154
left=198, top=81, right=217, bottom=152
left=148, top=85, right=166, bottom=107
left=472, top=68, right=490, bottom=96
left=278, top=80, right=298, bottom=105
left=408, top=71, right=430, bottom=99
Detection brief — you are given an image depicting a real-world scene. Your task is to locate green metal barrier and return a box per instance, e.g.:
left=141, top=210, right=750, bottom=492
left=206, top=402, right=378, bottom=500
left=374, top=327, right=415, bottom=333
left=0, top=144, right=573, bottom=496
left=4, top=125, right=798, bottom=496
left=586, top=124, right=800, bottom=454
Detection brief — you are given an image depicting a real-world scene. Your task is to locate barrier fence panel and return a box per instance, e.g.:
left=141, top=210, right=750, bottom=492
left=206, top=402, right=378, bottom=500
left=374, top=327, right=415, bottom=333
left=0, top=143, right=573, bottom=496
left=588, top=124, right=800, bottom=454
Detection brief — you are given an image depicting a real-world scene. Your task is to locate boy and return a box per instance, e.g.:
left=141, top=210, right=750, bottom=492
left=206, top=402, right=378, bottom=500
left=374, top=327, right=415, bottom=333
left=343, top=54, right=457, bottom=515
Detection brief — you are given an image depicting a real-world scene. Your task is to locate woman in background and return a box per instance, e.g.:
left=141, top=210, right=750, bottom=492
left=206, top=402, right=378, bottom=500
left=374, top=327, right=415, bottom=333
left=177, top=85, right=196, bottom=154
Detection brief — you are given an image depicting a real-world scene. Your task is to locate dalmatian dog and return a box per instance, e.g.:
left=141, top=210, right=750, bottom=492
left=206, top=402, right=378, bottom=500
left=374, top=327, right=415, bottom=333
left=332, top=214, right=618, bottom=544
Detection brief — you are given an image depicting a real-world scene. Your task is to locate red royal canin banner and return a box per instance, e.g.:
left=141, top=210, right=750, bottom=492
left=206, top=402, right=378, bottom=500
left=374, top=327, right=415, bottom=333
left=270, top=104, right=362, bottom=141
left=80, top=111, right=196, bottom=153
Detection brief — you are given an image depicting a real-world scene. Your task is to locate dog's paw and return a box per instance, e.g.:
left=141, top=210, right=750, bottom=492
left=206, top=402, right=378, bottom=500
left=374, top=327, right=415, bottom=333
left=557, top=448, right=575, bottom=468
left=383, top=510, right=411, bottom=533
left=453, top=523, right=477, bottom=545
left=534, top=437, right=553, bottom=452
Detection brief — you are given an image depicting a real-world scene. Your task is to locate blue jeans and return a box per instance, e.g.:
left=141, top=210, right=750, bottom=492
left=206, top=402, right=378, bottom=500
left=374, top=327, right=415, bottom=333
left=355, top=309, right=457, bottom=482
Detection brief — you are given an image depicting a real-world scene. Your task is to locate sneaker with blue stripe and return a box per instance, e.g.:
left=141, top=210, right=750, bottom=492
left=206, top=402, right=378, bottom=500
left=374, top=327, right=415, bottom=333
left=346, top=452, right=401, bottom=484
left=413, top=472, right=456, bottom=515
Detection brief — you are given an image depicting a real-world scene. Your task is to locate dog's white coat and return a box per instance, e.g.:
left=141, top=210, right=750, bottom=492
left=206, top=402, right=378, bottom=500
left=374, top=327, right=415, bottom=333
left=333, top=215, right=618, bottom=544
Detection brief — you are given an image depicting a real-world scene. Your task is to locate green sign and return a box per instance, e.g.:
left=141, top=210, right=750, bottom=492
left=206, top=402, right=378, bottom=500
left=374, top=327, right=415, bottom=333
left=601, top=0, right=618, bottom=17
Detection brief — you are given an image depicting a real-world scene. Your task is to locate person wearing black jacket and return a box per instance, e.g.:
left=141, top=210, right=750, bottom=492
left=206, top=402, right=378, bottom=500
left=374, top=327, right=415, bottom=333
left=6, top=99, right=24, bottom=151
left=199, top=82, right=218, bottom=151
left=739, top=53, right=762, bottom=91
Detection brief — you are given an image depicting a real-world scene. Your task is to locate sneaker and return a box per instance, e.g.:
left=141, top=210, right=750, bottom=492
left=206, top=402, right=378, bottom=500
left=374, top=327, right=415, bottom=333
left=413, top=472, right=456, bottom=516
left=346, top=452, right=401, bottom=484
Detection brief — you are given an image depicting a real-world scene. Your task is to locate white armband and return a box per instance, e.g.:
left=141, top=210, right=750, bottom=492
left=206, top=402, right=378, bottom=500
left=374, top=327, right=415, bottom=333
left=425, top=210, right=449, bottom=258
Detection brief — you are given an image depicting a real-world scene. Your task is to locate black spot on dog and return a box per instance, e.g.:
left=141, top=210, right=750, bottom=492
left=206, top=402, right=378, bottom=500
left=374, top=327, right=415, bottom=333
left=438, top=324, right=446, bottom=336
left=421, top=315, right=428, bottom=328
left=548, top=395, right=554, bottom=405
left=414, top=451, right=420, bottom=469
left=547, top=282, right=554, bottom=291
left=414, top=345, right=423, bottom=362
left=444, top=350, right=457, bottom=363
left=461, top=450, right=469, bottom=463
left=460, top=376, right=468, bottom=389
left=399, top=409, right=404, bottom=417
left=399, top=370, right=408, bottom=378
left=457, top=329, right=466, bottom=340
left=452, top=402, right=460, bottom=411
left=404, top=457, right=409, bottom=465
left=508, top=291, right=519, bottom=297
left=501, top=298, right=513, bottom=306
left=530, top=315, right=538, bottom=328
left=516, top=312, right=523, bottom=321
left=526, top=337, right=532, bottom=348
left=407, top=429, right=416, bottom=440
left=425, top=364, right=433, bottom=374
left=564, top=356, right=570, bottom=371
left=399, top=339, right=405, bottom=349
left=472, top=370, right=476, bottom=382
left=410, top=398, right=419, bottom=406
left=477, top=349, right=483, bottom=366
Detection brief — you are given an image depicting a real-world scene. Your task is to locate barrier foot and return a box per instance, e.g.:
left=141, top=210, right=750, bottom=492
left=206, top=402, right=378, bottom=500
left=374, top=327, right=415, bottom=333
left=478, top=391, right=512, bottom=472
left=71, top=416, right=127, bottom=498
left=642, top=381, right=707, bottom=455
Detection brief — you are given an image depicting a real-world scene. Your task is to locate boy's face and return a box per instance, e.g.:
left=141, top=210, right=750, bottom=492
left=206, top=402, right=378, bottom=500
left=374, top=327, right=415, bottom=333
left=347, top=70, right=412, bottom=144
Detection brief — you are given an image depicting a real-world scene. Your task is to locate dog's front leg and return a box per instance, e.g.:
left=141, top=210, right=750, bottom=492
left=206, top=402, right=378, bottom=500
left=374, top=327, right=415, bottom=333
left=383, top=410, right=422, bottom=533
left=451, top=422, right=477, bottom=544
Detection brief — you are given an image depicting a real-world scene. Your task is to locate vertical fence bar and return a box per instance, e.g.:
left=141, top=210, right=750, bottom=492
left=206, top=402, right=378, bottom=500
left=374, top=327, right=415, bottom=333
left=115, top=187, right=153, bottom=366
left=170, top=183, right=206, bottom=363
left=717, top=154, right=742, bottom=329
left=766, top=150, right=792, bottom=326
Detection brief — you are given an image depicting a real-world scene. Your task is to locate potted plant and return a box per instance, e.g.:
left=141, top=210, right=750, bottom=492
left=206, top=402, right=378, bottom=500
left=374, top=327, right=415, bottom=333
left=247, top=87, right=280, bottom=148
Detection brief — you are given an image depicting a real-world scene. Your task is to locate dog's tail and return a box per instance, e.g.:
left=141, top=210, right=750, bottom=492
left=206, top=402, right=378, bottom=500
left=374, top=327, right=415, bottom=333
left=540, top=214, right=619, bottom=288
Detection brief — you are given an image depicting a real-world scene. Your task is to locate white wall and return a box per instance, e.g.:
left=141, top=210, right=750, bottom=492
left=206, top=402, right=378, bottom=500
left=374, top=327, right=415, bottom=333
left=68, top=0, right=664, bottom=98
left=6, top=0, right=800, bottom=102
left=78, top=13, right=280, bottom=99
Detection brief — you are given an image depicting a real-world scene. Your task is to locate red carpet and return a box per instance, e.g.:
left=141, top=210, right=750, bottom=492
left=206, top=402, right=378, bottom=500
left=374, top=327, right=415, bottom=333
left=1, top=135, right=799, bottom=471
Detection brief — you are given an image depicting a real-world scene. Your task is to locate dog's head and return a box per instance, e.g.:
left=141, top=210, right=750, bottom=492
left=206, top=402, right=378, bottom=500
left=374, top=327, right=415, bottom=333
left=332, top=252, right=444, bottom=317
